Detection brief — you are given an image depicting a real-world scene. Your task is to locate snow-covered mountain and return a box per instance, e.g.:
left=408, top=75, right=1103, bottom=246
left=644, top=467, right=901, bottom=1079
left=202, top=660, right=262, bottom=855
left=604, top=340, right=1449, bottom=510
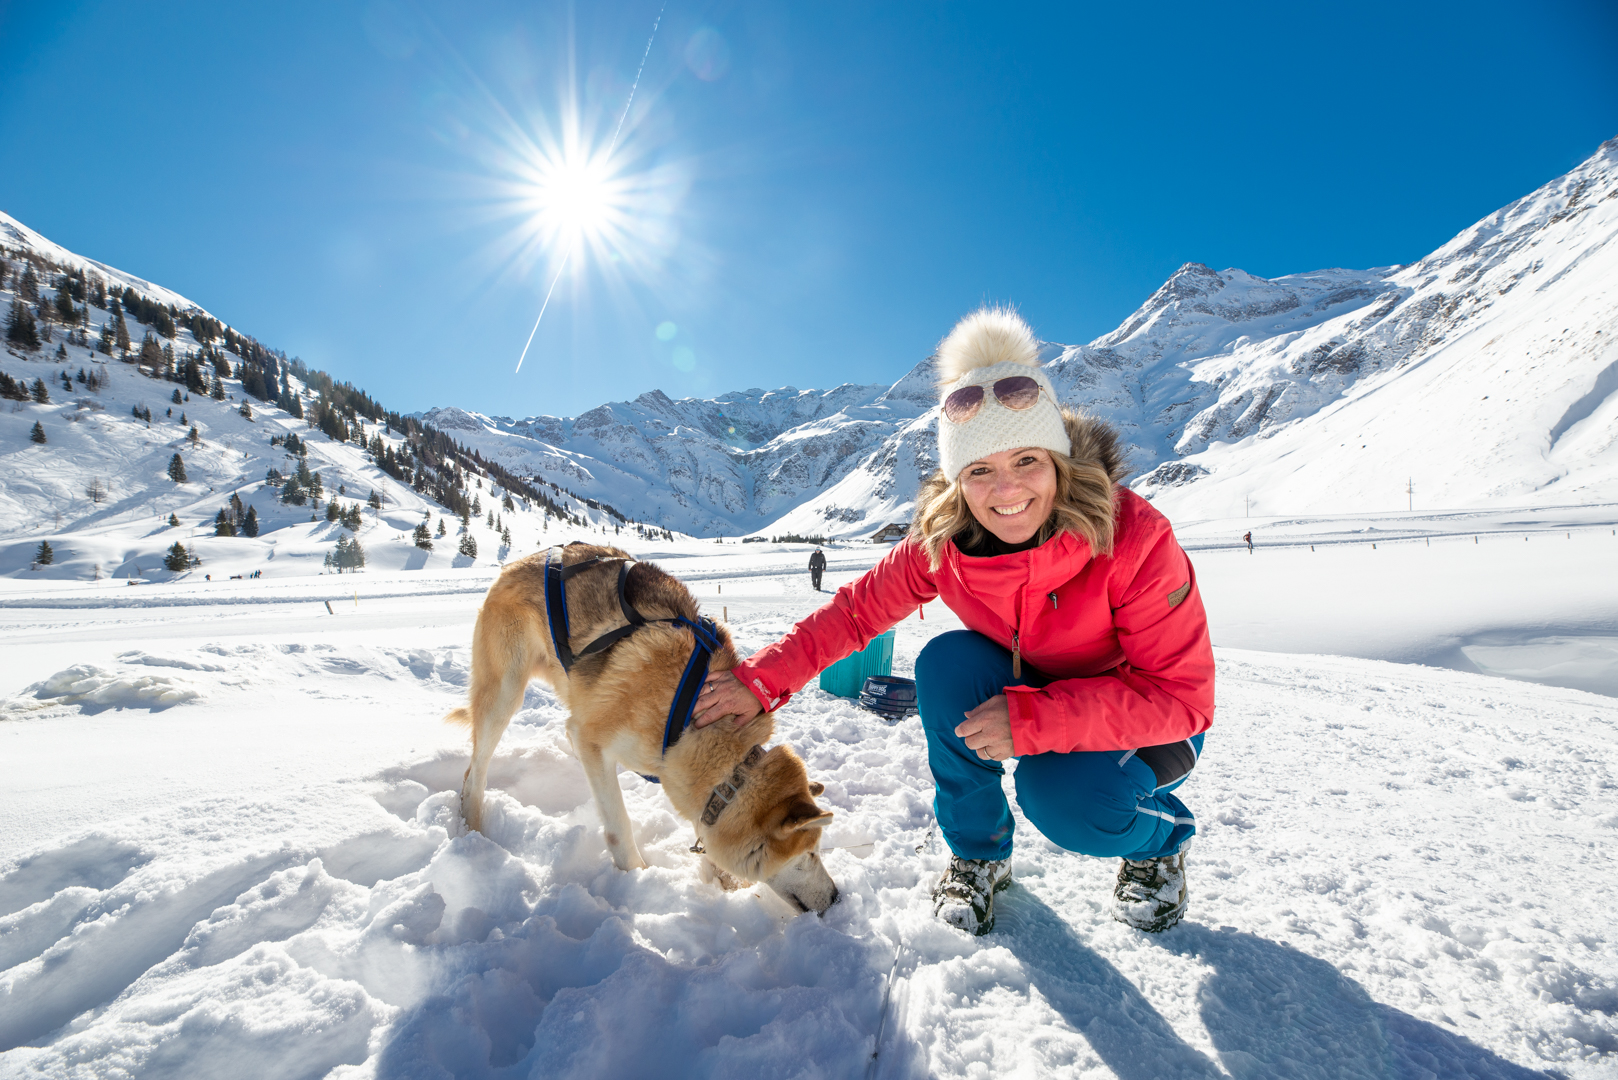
left=432, top=135, right=1618, bottom=537
left=0, top=214, right=644, bottom=583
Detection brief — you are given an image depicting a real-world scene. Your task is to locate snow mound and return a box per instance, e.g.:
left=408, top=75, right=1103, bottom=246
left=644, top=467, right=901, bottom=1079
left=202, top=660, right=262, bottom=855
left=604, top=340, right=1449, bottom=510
left=3, top=663, right=201, bottom=717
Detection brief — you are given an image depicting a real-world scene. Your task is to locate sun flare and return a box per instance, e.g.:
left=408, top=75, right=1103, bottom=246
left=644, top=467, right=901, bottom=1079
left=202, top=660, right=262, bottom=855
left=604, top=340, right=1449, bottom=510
left=524, top=148, right=622, bottom=249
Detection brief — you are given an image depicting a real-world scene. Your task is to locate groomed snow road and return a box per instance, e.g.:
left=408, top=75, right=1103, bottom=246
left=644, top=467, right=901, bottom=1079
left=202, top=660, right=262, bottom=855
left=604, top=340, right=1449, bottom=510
left=0, top=542, right=1615, bottom=1079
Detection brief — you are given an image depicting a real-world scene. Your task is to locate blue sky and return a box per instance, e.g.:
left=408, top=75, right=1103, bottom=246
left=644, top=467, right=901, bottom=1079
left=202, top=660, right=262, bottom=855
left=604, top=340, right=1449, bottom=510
left=1, top=1, right=1614, bottom=419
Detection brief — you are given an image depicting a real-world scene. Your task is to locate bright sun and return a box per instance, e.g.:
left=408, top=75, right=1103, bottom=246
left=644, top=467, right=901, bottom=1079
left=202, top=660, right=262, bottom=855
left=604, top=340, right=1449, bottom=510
left=527, top=149, right=620, bottom=248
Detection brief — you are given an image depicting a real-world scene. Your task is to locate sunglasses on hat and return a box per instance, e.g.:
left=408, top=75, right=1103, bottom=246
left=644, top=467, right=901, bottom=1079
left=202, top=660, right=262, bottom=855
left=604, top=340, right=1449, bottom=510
left=942, top=375, right=1046, bottom=424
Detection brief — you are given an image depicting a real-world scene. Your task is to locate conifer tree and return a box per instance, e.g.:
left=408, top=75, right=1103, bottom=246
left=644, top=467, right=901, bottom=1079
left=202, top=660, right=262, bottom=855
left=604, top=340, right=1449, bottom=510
left=113, top=305, right=130, bottom=355
left=164, top=542, right=190, bottom=572
left=35, top=540, right=53, bottom=565
left=436, top=517, right=447, bottom=537
left=172, top=389, right=182, bottom=404
left=86, top=476, right=107, bottom=504
left=55, top=285, right=76, bottom=324
left=501, top=525, right=511, bottom=547
left=168, top=453, right=188, bottom=483
left=367, top=489, right=381, bottom=514
left=239, top=400, right=253, bottom=420
left=30, top=421, right=47, bottom=444
left=242, top=505, right=259, bottom=537
left=97, top=320, right=115, bottom=354
left=458, top=532, right=478, bottom=559
left=6, top=301, right=41, bottom=349
left=168, top=512, right=180, bottom=527
left=486, top=510, right=495, bottom=529
left=325, top=501, right=340, bottom=522
left=188, top=425, right=201, bottom=447
left=215, top=509, right=237, bottom=536
left=413, top=521, right=433, bottom=549
left=502, top=492, right=515, bottom=512
left=31, top=378, right=49, bottom=403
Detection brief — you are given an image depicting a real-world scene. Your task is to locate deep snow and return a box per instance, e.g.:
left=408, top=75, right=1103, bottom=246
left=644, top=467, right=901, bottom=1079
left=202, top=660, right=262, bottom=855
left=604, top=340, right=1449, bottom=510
left=1, top=537, right=1615, bottom=1079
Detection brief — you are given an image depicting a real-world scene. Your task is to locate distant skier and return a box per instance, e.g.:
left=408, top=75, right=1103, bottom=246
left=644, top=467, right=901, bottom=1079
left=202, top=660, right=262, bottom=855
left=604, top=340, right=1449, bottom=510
left=809, top=547, right=826, bottom=591
left=1243, top=531, right=1252, bottom=554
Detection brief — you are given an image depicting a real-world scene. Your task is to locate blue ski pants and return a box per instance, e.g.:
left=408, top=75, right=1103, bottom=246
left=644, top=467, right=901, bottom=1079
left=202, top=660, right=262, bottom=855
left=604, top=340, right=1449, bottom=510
left=915, top=630, right=1204, bottom=863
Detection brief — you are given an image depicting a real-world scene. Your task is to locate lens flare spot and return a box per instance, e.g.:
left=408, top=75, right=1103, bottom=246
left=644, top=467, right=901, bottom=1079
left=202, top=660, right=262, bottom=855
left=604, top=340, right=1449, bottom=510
left=672, top=346, right=696, bottom=372
left=655, top=321, right=678, bottom=341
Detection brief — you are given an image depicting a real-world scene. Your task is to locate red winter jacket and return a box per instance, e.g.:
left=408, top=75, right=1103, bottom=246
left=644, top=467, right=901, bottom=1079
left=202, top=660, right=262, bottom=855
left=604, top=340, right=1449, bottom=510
left=732, top=489, right=1214, bottom=755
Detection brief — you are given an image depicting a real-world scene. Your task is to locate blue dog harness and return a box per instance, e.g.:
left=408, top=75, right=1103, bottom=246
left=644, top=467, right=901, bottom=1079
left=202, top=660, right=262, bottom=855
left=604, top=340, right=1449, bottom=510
left=543, top=546, right=724, bottom=759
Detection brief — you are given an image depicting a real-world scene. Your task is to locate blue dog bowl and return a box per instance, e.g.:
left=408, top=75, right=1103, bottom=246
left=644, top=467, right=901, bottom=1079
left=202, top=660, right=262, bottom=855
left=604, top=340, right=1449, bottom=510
left=858, top=675, right=917, bottom=721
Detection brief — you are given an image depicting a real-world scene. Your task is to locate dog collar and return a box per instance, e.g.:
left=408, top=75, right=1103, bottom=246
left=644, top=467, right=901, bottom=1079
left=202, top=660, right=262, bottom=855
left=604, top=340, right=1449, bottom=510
left=701, top=745, right=766, bottom=826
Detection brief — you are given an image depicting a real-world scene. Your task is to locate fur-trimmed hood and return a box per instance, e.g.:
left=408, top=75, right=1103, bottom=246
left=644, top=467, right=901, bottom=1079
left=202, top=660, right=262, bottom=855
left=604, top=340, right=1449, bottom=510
left=1061, top=409, right=1128, bottom=486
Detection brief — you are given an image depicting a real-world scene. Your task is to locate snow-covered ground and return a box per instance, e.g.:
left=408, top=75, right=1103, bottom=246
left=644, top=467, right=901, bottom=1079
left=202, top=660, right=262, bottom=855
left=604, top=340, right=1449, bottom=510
left=2, top=534, right=1615, bottom=1079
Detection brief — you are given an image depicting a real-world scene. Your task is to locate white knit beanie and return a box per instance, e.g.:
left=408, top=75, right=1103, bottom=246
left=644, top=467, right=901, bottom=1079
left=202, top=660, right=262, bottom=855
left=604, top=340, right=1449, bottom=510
left=935, top=308, right=1069, bottom=481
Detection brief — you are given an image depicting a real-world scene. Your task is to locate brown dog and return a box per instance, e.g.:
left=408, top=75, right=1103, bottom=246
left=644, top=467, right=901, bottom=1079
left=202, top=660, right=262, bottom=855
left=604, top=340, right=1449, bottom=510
left=447, top=543, right=839, bottom=915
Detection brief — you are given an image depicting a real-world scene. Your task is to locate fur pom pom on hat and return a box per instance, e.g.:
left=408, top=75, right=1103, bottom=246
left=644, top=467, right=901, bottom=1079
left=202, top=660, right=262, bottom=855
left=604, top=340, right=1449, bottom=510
left=935, top=307, right=1070, bottom=480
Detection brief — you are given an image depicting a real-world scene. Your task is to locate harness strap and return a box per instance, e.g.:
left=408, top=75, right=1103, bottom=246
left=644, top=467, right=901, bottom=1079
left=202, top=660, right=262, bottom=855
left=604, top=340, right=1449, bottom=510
left=662, top=614, right=722, bottom=753
left=543, top=547, right=573, bottom=670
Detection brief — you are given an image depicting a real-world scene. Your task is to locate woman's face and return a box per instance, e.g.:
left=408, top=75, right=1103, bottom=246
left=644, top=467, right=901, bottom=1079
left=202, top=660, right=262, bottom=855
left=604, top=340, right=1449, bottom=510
left=960, top=446, right=1057, bottom=545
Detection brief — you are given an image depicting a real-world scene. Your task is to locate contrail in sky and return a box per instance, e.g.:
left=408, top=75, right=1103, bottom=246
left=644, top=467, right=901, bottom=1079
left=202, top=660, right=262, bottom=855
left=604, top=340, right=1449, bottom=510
left=515, top=1, right=668, bottom=375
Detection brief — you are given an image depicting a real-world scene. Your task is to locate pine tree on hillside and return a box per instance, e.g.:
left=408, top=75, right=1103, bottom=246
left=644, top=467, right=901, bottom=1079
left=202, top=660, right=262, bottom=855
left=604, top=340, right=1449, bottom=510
left=163, top=542, right=190, bottom=572
left=17, top=264, right=39, bottom=301
left=211, top=373, right=225, bottom=401
left=239, top=400, right=253, bottom=420
left=188, top=425, right=201, bottom=447
left=172, top=389, right=182, bottom=404
left=31, top=378, right=49, bottom=403
left=502, top=492, right=515, bottom=513
left=97, top=320, right=115, bottom=355
left=168, top=512, right=180, bottom=527
left=436, top=517, right=446, bottom=537
left=35, top=540, right=53, bottom=565
left=167, top=453, right=188, bottom=483
left=242, top=505, right=259, bottom=537
left=138, top=333, right=163, bottom=370
left=55, top=285, right=75, bottom=324
left=30, top=421, right=47, bottom=444
left=113, top=305, right=130, bottom=355
left=86, top=477, right=107, bottom=504
left=325, top=501, right=340, bottom=522
left=214, top=509, right=237, bottom=537
left=6, top=300, right=41, bottom=349
left=368, top=489, right=381, bottom=514
left=413, top=521, right=433, bottom=550
left=458, top=532, right=478, bottom=559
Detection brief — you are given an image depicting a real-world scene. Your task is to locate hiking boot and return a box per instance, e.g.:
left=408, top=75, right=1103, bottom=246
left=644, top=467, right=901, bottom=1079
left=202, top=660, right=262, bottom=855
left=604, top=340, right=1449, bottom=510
left=1112, top=848, right=1189, bottom=933
left=932, top=855, right=1012, bottom=935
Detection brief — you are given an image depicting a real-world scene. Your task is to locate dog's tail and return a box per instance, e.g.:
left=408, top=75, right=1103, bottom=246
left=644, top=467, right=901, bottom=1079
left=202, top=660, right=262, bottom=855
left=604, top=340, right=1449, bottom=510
left=443, top=705, right=473, bottom=727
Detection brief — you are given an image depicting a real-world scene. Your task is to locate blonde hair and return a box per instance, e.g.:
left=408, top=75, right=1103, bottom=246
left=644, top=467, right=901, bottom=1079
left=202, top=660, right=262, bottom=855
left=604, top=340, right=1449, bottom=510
left=910, top=411, right=1122, bottom=571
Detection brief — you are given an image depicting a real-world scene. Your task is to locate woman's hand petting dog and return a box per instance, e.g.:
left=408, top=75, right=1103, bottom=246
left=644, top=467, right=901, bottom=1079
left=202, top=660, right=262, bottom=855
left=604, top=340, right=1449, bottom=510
left=956, top=695, right=1014, bottom=761
left=692, top=670, right=764, bottom=729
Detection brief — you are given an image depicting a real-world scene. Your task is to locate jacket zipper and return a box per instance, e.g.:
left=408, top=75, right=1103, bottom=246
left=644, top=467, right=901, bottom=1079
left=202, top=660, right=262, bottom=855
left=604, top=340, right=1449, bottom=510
left=1012, top=631, right=1021, bottom=679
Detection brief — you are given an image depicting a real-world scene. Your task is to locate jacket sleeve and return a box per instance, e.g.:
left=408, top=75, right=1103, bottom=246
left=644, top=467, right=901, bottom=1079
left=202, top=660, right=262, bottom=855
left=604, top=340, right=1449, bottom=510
left=1004, top=527, right=1215, bottom=755
left=732, top=539, right=938, bottom=712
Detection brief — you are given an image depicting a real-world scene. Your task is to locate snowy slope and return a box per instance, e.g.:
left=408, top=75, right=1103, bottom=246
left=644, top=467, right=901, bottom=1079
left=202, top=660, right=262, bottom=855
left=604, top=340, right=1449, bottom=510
left=0, top=233, right=644, bottom=584
left=1, top=542, right=1615, bottom=1078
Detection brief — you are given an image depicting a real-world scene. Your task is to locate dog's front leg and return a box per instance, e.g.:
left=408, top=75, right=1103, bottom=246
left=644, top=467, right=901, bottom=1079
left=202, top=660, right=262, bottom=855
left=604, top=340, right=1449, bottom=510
left=577, top=744, right=648, bottom=870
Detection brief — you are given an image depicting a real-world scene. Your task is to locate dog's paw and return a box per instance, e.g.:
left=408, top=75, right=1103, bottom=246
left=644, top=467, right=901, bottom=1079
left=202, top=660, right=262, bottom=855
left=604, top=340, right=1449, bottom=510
left=698, top=855, right=751, bottom=892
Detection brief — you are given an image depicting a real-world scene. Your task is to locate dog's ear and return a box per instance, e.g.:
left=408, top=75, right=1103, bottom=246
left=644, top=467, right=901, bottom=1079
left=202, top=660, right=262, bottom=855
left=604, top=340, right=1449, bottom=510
left=776, top=796, right=834, bottom=836
left=808, top=781, right=825, bottom=797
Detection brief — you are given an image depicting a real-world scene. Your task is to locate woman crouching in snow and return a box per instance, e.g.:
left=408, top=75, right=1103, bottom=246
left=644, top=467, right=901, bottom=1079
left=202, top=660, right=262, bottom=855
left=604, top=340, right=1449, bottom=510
left=692, top=308, right=1214, bottom=935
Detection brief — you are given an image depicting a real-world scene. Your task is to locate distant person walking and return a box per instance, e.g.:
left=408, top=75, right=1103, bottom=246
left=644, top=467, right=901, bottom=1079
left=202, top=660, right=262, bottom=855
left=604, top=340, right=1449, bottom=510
left=1243, top=531, right=1253, bottom=553
left=809, top=547, right=826, bottom=591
